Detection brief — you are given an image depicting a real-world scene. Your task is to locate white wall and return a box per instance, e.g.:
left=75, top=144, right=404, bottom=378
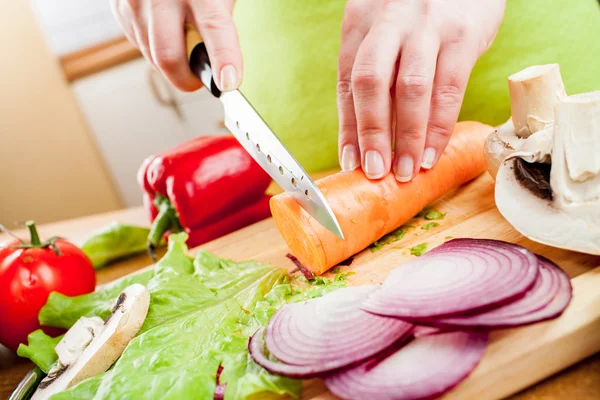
left=29, top=0, right=122, bottom=56
left=0, top=0, right=122, bottom=227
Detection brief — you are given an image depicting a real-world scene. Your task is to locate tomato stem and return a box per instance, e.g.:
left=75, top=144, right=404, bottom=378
left=26, top=220, right=41, bottom=246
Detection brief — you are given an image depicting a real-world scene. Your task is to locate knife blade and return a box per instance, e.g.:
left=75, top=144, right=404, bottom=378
left=185, top=25, right=344, bottom=240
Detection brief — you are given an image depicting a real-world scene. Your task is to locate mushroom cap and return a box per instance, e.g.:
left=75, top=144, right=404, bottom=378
left=495, top=158, right=600, bottom=255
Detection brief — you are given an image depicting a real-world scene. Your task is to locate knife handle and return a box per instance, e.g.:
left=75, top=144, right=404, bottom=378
left=185, top=24, right=222, bottom=98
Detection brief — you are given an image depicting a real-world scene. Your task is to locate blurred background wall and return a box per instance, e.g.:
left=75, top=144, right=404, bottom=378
left=0, top=0, right=122, bottom=227
left=0, top=0, right=227, bottom=228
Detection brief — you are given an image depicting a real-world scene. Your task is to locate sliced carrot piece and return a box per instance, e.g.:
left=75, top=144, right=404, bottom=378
left=270, top=121, right=493, bottom=275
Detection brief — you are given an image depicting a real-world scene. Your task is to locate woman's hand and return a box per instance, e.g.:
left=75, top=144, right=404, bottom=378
left=110, top=0, right=242, bottom=92
left=338, top=0, right=506, bottom=181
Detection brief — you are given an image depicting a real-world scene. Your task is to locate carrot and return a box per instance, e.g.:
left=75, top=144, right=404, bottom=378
left=270, top=121, right=493, bottom=275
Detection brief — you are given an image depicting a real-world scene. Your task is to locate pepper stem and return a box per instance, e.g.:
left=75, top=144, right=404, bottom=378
left=147, top=197, right=181, bottom=261
left=26, top=220, right=41, bottom=245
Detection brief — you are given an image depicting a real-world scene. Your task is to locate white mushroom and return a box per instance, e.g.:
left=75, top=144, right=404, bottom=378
left=508, top=64, right=566, bottom=138
left=31, top=284, right=150, bottom=399
left=494, top=77, right=600, bottom=256
left=484, top=64, right=566, bottom=179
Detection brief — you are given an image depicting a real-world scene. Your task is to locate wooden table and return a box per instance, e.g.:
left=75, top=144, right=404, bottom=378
left=2, top=192, right=600, bottom=399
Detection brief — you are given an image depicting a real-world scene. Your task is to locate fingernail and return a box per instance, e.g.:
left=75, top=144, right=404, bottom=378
left=395, top=155, right=414, bottom=182
left=220, top=65, right=238, bottom=92
left=364, top=150, right=385, bottom=179
left=341, top=145, right=360, bottom=172
left=421, top=147, right=436, bottom=169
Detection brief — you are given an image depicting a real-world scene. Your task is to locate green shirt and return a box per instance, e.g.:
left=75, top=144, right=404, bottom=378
left=234, top=0, right=600, bottom=173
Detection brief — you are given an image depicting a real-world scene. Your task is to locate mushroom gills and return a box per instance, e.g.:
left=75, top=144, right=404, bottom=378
left=513, top=158, right=552, bottom=201
left=495, top=87, right=600, bottom=256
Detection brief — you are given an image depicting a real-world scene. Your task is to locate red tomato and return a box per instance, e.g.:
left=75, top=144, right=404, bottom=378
left=0, top=223, right=96, bottom=352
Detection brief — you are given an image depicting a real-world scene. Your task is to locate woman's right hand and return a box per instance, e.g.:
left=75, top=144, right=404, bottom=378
left=110, top=0, right=243, bottom=92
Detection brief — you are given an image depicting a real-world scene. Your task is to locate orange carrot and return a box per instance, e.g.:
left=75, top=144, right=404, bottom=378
left=270, top=121, right=493, bottom=275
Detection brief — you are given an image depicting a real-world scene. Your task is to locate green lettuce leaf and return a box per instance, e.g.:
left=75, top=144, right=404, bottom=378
left=50, top=373, right=106, bottom=400
left=16, top=330, right=62, bottom=373
left=33, top=232, right=344, bottom=400
left=38, top=269, right=155, bottom=330
left=38, top=233, right=194, bottom=330
left=79, top=221, right=154, bottom=269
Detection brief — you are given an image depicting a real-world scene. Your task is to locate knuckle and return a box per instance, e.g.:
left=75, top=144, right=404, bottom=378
left=446, top=20, right=475, bottom=45
left=428, top=121, right=453, bottom=140
left=432, top=84, right=463, bottom=107
left=352, top=67, right=385, bottom=92
left=359, top=126, right=387, bottom=139
left=397, top=75, right=430, bottom=100
left=207, top=46, right=236, bottom=63
left=197, top=10, right=232, bottom=33
left=399, top=128, right=425, bottom=143
left=337, top=79, right=353, bottom=98
left=155, top=49, right=181, bottom=72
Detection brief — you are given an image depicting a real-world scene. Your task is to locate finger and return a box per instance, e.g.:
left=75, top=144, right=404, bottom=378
left=337, top=1, right=372, bottom=172
left=122, top=1, right=154, bottom=68
left=423, top=44, right=476, bottom=169
left=110, top=0, right=138, bottom=48
left=190, top=0, right=243, bottom=92
left=393, top=33, right=439, bottom=182
left=351, top=21, right=405, bottom=179
left=148, top=1, right=202, bottom=91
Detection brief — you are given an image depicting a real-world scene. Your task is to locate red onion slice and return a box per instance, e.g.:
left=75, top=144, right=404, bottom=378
left=324, top=331, right=488, bottom=400
left=249, top=327, right=349, bottom=378
left=265, top=286, right=413, bottom=367
left=362, top=239, right=539, bottom=318
left=412, top=325, right=448, bottom=338
left=421, top=256, right=572, bottom=329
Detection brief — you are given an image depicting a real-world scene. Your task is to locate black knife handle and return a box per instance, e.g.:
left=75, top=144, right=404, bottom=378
left=185, top=24, right=222, bottom=98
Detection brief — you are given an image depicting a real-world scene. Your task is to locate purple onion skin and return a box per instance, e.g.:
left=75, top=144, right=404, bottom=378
left=403, top=256, right=572, bottom=330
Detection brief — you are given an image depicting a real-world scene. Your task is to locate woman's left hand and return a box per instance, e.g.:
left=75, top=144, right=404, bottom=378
left=337, top=0, right=506, bottom=181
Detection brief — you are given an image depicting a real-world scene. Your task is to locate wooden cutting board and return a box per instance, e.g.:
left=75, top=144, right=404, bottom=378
left=189, top=172, right=600, bottom=400
left=8, top=171, right=598, bottom=400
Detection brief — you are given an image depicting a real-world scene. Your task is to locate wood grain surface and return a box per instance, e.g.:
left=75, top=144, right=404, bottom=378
left=1, top=172, right=600, bottom=399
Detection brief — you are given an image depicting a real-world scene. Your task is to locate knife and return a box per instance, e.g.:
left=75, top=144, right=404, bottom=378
left=184, top=24, right=344, bottom=240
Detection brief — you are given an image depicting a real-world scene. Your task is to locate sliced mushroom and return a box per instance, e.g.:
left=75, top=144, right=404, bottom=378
left=484, top=64, right=566, bottom=180
left=31, top=284, right=150, bottom=399
left=495, top=89, right=600, bottom=255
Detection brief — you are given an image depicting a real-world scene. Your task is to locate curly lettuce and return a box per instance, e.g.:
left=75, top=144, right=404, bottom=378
left=19, top=233, right=344, bottom=400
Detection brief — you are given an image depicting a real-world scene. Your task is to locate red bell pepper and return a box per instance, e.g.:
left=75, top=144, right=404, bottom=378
left=138, top=135, right=273, bottom=255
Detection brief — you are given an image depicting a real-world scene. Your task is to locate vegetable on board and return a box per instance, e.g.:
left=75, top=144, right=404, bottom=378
left=324, top=331, right=489, bottom=400
left=249, top=238, right=572, bottom=400
left=485, top=64, right=600, bottom=256
left=17, top=330, right=62, bottom=374
left=410, top=242, right=428, bottom=257
left=0, top=221, right=96, bottom=352
left=79, top=221, right=154, bottom=269
left=420, top=222, right=439, bottom=230
left=261, top=286, right=412, bottom=377
left=270, top=121, right=493, bottom=275
left=137, top=135, right=273, bottom=255
left=20, top=233, right=346, bottom=400
left=31, top=284, right=150, bottom=400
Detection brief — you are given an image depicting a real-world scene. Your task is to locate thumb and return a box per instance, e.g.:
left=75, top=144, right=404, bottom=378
left=190, top=1, right=243, bottom=92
